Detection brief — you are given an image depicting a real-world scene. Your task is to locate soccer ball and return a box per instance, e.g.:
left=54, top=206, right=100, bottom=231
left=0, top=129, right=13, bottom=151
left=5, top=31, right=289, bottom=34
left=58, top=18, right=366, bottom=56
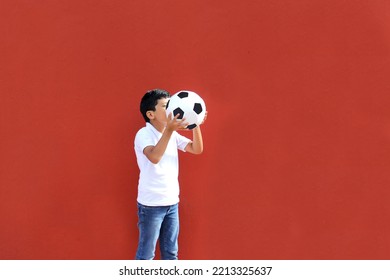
left=166, top=90, right=206, bottom=130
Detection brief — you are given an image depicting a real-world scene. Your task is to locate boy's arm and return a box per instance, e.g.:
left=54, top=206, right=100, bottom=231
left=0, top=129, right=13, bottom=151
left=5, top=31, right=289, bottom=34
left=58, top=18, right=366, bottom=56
left=185, top=112, right=207, bottom=154
left=143, top=131, right=172, bottom=164
left=143, top=114, right=187, bottom=164
left=185, top=126, right=203, bottom=155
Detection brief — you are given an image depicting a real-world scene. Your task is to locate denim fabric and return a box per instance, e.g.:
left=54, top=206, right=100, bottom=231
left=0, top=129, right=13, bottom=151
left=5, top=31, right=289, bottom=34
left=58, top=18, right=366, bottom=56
left=135, top=203, right=179, bottom=260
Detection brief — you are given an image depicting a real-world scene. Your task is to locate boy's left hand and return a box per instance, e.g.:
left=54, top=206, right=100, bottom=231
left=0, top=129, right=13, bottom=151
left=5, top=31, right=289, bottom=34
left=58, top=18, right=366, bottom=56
left=200, top=111, right=208, bottom=125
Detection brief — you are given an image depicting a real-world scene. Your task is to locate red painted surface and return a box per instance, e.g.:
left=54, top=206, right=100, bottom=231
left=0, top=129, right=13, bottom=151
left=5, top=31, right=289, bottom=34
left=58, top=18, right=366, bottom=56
left=1, top=0, right=390, bottom=259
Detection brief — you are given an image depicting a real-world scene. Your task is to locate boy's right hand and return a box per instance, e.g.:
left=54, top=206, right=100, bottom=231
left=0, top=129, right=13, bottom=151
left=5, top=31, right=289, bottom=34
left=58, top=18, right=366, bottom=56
left=166, top=113, right=189, bottom=132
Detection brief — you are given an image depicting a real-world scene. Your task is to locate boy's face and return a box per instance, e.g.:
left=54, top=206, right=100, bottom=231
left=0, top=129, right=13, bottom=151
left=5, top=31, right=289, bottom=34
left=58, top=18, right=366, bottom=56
left=148, top=97, right=169, bottom=124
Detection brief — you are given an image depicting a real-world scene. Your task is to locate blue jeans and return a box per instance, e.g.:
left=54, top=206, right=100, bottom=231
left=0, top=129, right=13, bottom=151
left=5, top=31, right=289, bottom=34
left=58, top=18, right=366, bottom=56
left=135, top=203, right=179, bottom=260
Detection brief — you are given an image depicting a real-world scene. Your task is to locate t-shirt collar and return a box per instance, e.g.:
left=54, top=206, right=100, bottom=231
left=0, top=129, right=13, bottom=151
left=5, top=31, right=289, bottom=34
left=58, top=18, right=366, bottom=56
left=146, top=122, right=162, bottom=137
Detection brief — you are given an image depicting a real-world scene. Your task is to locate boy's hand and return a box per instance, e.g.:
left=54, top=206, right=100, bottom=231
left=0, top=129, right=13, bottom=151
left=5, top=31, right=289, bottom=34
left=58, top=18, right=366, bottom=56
left=166, top=113, right=189, bottom=132
left=200, top=111, right=208, bottom=125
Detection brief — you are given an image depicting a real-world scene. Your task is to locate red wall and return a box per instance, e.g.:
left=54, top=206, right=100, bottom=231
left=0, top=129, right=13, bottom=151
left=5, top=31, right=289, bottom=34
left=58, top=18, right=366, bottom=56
left=1, top=0, right=390, bottom=259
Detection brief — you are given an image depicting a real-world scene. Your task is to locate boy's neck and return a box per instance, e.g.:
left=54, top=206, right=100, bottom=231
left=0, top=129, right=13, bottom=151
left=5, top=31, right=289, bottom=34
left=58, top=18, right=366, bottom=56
left=150, top=120, right=166, bottom=133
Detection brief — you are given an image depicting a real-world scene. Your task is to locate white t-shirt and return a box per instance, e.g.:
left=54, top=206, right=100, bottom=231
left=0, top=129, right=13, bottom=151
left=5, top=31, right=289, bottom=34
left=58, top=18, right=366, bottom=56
left=134, top=122, right=191, bottom=206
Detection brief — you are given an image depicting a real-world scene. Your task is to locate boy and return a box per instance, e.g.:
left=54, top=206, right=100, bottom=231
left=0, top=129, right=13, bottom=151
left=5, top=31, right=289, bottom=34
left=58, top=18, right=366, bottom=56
left=134, top=89, right=205, bottom=260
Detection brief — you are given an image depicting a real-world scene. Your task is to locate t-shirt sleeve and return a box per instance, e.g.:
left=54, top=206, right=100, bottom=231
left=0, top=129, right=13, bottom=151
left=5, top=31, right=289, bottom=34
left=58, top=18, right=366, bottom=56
left=134, top=128, right=155, bottom=153
left=175, top=132, right=191, bottom=152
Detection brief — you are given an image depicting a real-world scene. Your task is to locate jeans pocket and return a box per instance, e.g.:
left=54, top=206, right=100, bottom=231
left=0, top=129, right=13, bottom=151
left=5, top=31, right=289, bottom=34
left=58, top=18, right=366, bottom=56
left=137, top=203, right=146, bottom=216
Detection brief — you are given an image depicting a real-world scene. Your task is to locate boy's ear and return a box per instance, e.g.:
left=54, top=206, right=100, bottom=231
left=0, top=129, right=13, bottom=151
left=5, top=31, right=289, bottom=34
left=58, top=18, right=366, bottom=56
left=146, top=110, right=155, bottom=120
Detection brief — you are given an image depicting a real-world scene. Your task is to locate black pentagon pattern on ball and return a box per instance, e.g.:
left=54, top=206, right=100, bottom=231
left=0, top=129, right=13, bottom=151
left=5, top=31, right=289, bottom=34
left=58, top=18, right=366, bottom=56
left=193, top=103, right=203, bottom=114
left=177, top=91, right=189, bottom=98
left=187, top=124, right=197, bottom=130
left=166, top=99, right=170, bottom=109
left=173, top=107, right=184, bottom=119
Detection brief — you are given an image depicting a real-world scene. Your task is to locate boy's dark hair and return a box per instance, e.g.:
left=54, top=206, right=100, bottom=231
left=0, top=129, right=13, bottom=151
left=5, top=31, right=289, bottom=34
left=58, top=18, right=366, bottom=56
left=140, top=89, right=170, bottom=122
